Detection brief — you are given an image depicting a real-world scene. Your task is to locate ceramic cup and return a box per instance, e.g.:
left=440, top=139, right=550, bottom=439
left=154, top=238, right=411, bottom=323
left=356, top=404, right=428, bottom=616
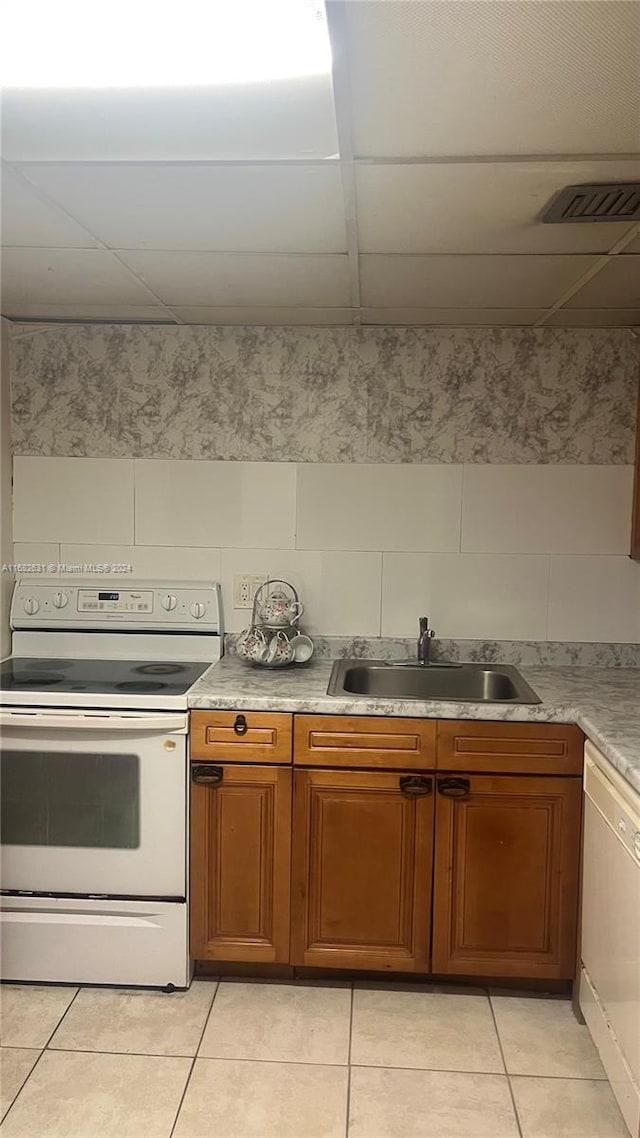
left=237, top=627, right=268, bottom=663
left=290, top=632, right=314, bottom=663
left=266, top=630, right=294, bottom=665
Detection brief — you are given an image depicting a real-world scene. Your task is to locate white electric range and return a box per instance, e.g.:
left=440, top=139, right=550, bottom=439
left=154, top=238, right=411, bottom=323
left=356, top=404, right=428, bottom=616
left=0, top=579, right=223, bottom=989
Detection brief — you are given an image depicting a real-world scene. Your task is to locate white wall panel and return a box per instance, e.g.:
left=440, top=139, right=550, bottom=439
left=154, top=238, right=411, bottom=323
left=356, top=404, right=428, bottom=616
left=134, top=460, right=296, bottom=550
left=296, top=463, right=462, bottom=552
left=548, top=556, right=640, bottom=642
left=461, top=466, right=634, bottom=555
left=220, top=547, right=382, bottom=634
left=381, top=552, right=549, bottom=640
left=13, top=457, right=134, bottom=544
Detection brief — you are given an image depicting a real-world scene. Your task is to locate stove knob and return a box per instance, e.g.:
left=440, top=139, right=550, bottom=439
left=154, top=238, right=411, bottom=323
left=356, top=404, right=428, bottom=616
left=23, top=597, right=40, bottom=615
left=190, top=601, right=206, bottom=620
left=52, top=592, right=68, bottom=609
left=162, top=593, right=177, bottom=611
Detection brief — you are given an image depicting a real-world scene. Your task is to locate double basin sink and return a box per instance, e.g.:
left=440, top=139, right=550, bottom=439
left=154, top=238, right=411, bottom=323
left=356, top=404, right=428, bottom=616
left=327, top=659, right=541, bottom=704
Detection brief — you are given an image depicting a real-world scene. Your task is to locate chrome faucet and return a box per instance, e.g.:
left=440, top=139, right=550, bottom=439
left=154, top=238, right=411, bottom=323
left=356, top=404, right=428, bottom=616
left=417, top=616, right=435, bottom=665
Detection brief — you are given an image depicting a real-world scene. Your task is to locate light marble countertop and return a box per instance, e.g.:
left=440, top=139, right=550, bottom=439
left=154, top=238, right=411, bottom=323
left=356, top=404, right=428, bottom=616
left=188, top=656, right=640, bottom=796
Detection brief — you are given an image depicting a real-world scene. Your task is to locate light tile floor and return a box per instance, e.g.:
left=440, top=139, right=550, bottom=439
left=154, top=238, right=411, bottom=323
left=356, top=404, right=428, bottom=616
left=0, top=980, right=630, bottom=1138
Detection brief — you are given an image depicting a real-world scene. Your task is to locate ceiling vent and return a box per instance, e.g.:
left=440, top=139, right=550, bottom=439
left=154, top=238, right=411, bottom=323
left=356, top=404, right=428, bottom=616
left=542, top=182, right=640, bottom=224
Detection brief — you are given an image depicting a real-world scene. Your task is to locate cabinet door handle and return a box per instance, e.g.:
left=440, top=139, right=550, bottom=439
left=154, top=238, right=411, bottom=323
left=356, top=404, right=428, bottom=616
left=192, top=764, right=224, bottom=786
left=437, top=777, right=471, bottom=798
left=233, top=714, right=248, bottom=736
left=399, top=775, right=433, bottom=797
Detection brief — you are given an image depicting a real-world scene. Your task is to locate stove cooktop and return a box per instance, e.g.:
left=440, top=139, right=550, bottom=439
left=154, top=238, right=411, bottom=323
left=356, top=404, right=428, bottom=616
left=0, top=657, right=210, bottom=697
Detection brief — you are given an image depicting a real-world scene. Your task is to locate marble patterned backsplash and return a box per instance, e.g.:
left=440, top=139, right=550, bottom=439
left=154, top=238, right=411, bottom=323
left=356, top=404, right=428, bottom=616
left=10, top=324, right=639, bottom=463
left=224, top=635, right=640, bottom=668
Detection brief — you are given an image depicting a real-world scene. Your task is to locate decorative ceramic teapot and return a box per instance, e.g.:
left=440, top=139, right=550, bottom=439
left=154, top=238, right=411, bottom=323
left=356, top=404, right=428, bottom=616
left=255, top=581, right=303, bottom=627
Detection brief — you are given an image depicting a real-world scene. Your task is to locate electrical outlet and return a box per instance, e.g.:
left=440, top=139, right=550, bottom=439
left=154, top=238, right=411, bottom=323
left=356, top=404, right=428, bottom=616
left=233, top=575, right=266, bottom=609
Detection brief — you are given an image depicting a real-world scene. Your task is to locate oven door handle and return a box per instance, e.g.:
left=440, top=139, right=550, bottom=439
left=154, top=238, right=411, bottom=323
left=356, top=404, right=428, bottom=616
left=0, top=711, right=188, bottom=734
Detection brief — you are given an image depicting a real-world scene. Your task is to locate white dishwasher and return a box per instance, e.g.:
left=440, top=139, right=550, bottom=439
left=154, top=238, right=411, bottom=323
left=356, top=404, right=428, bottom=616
left=579, top=740, right=640, bottom=1138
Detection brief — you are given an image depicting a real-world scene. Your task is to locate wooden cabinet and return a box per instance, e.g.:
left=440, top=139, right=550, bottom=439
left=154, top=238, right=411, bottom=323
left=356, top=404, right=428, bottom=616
left=432, top=774, right=582, bottom=979
left=189, top=710, right=583, bottom=981
left=294, top=714, right=436, bottom=770
left=291, top=768, right=434, bottom=972
left=190, top=710, right=292, bottom=764
left=437, top=720, right=582, bottom=776
left=190, top=763, right=291, bottom=962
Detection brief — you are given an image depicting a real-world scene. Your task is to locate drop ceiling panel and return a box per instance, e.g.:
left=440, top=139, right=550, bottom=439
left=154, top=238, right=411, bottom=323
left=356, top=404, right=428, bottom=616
left=0, top=304, right=174, bottom=322
left=360, top=255, right=598, bottom=308
left=1, top=249, right=159, bottom=310
left=565, top=257, right=640, bottom=307
left=360, top=308, right=546, bottom=326
left=117, top=252, right=352, bottom=307
left=356, top=162, right=640, bottom=254
left=1, top=78, right=338, bottom=161
left=345, top=1, right=640, bottom=156
left=171, top=306, right=354, bottom=325
left=0, top=164, right=99, bottom=248
left=18, top=164, right=346, bottom=253
left=544, top=308, right=640, bottom=327
left=622, top=233, right=640, bottom=253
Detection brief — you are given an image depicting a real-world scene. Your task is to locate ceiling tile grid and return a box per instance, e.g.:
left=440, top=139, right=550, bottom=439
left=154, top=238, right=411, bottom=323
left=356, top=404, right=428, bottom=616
left=1, top=1, right=639, bottom=326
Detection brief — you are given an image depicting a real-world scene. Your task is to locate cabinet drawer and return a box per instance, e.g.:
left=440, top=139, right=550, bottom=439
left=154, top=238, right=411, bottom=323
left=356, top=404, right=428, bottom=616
left=190, top=711, right=293, bottom=764
left=294, top=715, right=436, bottom=770
left=437, top=720, right=583, bottom=776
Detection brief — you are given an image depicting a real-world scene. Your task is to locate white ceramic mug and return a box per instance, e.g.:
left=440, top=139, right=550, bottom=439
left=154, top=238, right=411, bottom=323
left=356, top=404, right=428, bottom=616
left=290, top=632, right=314, bottom=662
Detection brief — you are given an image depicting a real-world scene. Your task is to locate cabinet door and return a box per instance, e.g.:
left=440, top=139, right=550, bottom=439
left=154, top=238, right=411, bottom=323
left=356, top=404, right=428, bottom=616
left=292, top=768, right=434, bottom=972
left=190, top=764, right=291, bottom=963
left=432, top=774, right=581, bottom=979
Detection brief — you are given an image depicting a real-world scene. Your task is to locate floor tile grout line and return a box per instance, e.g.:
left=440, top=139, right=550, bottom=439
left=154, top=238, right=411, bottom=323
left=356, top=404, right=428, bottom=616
left=488, top=992, right=524, bottom=1138
left=345, top=984, right=355, bottom=1138
left=0, top=1040, right=611, bottom=1078
left=1, top=987, right=82, bottom=1126
left=169, top=976, right=222, bottom=1138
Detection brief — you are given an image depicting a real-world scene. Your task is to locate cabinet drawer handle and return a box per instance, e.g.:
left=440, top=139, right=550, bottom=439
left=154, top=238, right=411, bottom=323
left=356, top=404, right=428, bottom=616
left=233, top=714, right=248, bottom=736
left=399, top=775, right=433, bottom=797
left=437, top=777, right=471, bottom=799
left=192, top=764, right=224, bottom=786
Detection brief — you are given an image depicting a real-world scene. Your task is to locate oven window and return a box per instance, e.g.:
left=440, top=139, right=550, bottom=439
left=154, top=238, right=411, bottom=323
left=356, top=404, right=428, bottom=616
left=0, top=751, right=140, bottom=848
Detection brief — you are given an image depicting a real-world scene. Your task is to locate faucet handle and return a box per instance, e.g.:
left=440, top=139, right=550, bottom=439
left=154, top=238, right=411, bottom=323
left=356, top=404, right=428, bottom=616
left=419, top=616, right=433, bottom=637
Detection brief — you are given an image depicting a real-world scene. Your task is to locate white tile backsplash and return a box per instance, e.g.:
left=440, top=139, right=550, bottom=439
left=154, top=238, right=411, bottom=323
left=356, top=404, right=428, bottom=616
left=548, top=556, right=640, bottom=643
left=220, top=548, right=382, bottom=635
left=134, top=460, right=296, bottom=550
left=381, top=553, right=549, bottom=640
left=461, top=465, right=634, bottom=555
left=296, top=464, right=463, bottom=552
left=13, top=542, right=61, bottom=573
left=13, top=457, right=134, bottom=544
left=10, top=457, right=637, bottom=642
left=59, top=544, right=222, bottom=582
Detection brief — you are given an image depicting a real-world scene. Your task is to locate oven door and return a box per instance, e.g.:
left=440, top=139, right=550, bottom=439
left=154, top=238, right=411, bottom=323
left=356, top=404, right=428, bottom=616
left=0, top=709, right=188, bottom=899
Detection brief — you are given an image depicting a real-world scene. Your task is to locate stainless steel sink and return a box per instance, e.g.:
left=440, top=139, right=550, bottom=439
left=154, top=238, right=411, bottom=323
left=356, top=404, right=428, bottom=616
left=327, top=660, right=541, bottom=704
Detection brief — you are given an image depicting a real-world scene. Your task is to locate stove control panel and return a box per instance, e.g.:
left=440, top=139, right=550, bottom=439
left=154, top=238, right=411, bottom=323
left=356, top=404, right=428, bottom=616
left=78, top=589, right=155, bottom=614
left=11, top=580, right=223, bottom=634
